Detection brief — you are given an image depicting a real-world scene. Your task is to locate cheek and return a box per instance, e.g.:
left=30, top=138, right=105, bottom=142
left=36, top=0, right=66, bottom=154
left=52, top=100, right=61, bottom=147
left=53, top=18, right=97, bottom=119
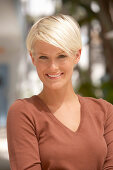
left=64, top=62, right=74, bottom=72
left=35, top=63, right=48, bottom=81
left=35, top=64, right=43, bottom=77
left=35, top=62, right=45, bottom=72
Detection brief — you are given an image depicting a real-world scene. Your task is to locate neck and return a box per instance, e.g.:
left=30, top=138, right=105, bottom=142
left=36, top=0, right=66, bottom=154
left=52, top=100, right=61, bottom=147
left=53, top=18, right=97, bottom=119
left=38, top=83, right=77, bottom=107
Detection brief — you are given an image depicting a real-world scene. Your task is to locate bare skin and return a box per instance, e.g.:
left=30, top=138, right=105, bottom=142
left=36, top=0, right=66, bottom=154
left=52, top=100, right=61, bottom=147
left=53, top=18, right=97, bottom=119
left=38, top=83, right=81, bottom=132
left=30, top=40, right=81, bottom=132
left=38, top=94, right=81, bottom=132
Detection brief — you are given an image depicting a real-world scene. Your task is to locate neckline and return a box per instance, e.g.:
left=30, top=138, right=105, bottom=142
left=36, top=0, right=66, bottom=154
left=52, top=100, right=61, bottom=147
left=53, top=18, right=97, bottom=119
left=34, top=94, right=84, bottom=136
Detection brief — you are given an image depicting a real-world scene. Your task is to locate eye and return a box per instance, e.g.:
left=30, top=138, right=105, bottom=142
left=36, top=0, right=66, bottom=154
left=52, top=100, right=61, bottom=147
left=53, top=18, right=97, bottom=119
left=58, top=55, right=67, bottom=58
left=39, top=56, right=48, bottom=59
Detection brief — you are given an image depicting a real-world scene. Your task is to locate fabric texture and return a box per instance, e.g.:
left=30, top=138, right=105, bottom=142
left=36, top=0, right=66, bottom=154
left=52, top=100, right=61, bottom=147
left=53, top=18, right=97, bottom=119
left=7, top=94, right=113, bottom=170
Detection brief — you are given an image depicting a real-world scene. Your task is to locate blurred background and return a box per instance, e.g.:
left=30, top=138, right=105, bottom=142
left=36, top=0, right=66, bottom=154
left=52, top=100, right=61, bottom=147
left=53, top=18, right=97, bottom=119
left=0, top=0, right=113, bottom=169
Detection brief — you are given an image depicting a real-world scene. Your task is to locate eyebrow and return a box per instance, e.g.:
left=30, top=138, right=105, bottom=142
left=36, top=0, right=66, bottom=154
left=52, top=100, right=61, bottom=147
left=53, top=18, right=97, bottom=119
left=38, top=51, right=65, bottom=56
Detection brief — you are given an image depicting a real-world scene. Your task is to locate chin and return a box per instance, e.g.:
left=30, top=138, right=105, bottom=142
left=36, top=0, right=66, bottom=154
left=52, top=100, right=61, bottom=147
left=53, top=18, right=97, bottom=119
left=44, top=82, right=66, bottom=91
left=45, top=80, right=71, bottom=91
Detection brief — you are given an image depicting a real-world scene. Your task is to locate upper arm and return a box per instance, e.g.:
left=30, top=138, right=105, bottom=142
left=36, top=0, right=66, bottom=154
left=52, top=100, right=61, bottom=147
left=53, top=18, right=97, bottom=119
left=6, top=100, right=42, bottom=170
left=103, top=103, right=113, bottom=170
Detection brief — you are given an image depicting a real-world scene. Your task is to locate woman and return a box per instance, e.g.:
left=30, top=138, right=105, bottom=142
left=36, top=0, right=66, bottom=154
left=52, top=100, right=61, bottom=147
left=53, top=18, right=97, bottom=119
left=7, top=14, right=113, bottom=170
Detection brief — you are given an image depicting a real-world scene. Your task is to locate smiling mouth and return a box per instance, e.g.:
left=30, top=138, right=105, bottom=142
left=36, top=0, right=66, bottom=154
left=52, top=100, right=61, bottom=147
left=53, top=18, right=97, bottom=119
left=46, top=73, right=64, bottom=79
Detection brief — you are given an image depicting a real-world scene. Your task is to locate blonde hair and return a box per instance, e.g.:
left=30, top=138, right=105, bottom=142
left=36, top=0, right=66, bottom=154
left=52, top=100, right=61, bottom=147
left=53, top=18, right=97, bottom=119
left=26, top=14, right=82, bottom=56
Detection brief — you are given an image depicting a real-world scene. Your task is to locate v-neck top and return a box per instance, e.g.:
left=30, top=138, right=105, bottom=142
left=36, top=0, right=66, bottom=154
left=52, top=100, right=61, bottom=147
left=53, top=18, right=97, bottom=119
left=7, top=94, right=113, bottom=170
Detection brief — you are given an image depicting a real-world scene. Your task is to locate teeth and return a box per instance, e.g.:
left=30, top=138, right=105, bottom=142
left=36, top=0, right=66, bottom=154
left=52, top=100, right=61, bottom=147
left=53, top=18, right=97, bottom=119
left=48, top=73, right=61, bottom=77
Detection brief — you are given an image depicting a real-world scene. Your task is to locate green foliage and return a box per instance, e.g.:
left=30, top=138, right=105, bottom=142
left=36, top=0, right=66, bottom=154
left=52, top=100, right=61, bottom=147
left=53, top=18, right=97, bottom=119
left=62, top=0, right=98, bottom=25
left=76, top=79, right=113, bottom=104
left=100, top=80, right=113, bottom=104
left=75, top=69, right=98, bottom=98
left=76, top=80, right=97, bottom=98
left=62, top=0, right=113, bottom=104
left=75, top=69, right=113, bottom=104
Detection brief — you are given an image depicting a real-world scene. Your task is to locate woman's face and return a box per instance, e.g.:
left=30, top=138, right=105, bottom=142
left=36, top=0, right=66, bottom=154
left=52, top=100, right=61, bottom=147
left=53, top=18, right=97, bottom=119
left=30, top=40, right=80, bottom=90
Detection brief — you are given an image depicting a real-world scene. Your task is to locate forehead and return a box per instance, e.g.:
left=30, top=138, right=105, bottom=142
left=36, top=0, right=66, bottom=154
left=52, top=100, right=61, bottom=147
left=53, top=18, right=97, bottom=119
left=33, top=40, right=64, bottom=55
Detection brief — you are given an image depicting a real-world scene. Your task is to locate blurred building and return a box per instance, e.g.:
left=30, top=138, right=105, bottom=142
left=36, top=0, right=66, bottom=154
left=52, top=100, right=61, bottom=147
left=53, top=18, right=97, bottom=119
left=0, top=0, right=26, bottom=127
left=0, top=0, right=61, bottom=127
left=0, top=0, right=59, bottom=169
left=0, top=0, right=27, bottom=169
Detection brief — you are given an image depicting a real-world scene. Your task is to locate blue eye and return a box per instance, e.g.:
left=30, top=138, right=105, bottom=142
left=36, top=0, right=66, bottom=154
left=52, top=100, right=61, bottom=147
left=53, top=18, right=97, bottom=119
left=58, top=55, right=67, bottom=58
left=39, top=56, right=48, bottom=59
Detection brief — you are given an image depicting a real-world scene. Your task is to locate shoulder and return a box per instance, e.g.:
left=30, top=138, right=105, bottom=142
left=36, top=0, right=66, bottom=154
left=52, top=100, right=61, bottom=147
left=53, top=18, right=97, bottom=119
left=7, top=99, right=25, bottom=118
left=79, top=95, right=113, bottom=119
left=81, top=95, right=112, bottom=108
left=7, top=95, right=38, bottom=121
left=7, top=96, right=41, bottom=143
left=8, top=96, right=32, bottom=112
left=8, top=94, right=40, bottom=110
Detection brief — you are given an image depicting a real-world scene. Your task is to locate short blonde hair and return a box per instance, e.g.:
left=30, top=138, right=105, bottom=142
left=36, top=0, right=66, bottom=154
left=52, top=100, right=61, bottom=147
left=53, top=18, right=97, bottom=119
left=26, top=14, right=82, bottom=56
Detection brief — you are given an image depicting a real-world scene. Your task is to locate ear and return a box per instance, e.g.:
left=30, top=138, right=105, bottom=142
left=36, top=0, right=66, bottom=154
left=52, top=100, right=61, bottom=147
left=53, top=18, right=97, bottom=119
left=74, top=49, right=81, bottom=64
left=29, top=51, right=36, bottom=66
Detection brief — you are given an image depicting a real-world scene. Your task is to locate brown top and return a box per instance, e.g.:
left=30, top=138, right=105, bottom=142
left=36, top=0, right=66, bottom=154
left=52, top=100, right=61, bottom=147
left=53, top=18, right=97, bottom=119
left=7, top=94, right=113, bottom=170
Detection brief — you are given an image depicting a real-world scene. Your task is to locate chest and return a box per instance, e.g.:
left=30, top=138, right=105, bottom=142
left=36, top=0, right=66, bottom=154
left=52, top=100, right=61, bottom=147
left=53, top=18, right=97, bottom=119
left=36, top=101, right=107, bottom=170
left=38, top=122, right=107, bottom=170
left=51, top=104, right=81, bottom=133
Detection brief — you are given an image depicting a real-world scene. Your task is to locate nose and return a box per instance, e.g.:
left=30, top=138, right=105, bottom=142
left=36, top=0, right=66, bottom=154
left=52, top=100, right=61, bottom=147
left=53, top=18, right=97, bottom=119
left=48, top=60, right=59, bottom=70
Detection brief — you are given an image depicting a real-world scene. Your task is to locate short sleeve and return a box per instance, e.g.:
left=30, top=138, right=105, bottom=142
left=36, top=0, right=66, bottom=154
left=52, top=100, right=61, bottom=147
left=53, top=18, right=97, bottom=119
left=6, top=100, right=42, bottom=170
left=103, top=102, right=113, bottom=169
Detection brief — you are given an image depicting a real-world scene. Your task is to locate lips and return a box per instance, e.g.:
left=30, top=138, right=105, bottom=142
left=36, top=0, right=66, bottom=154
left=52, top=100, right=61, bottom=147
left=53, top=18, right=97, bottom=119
left=46, top=73, right=64, bottom=79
